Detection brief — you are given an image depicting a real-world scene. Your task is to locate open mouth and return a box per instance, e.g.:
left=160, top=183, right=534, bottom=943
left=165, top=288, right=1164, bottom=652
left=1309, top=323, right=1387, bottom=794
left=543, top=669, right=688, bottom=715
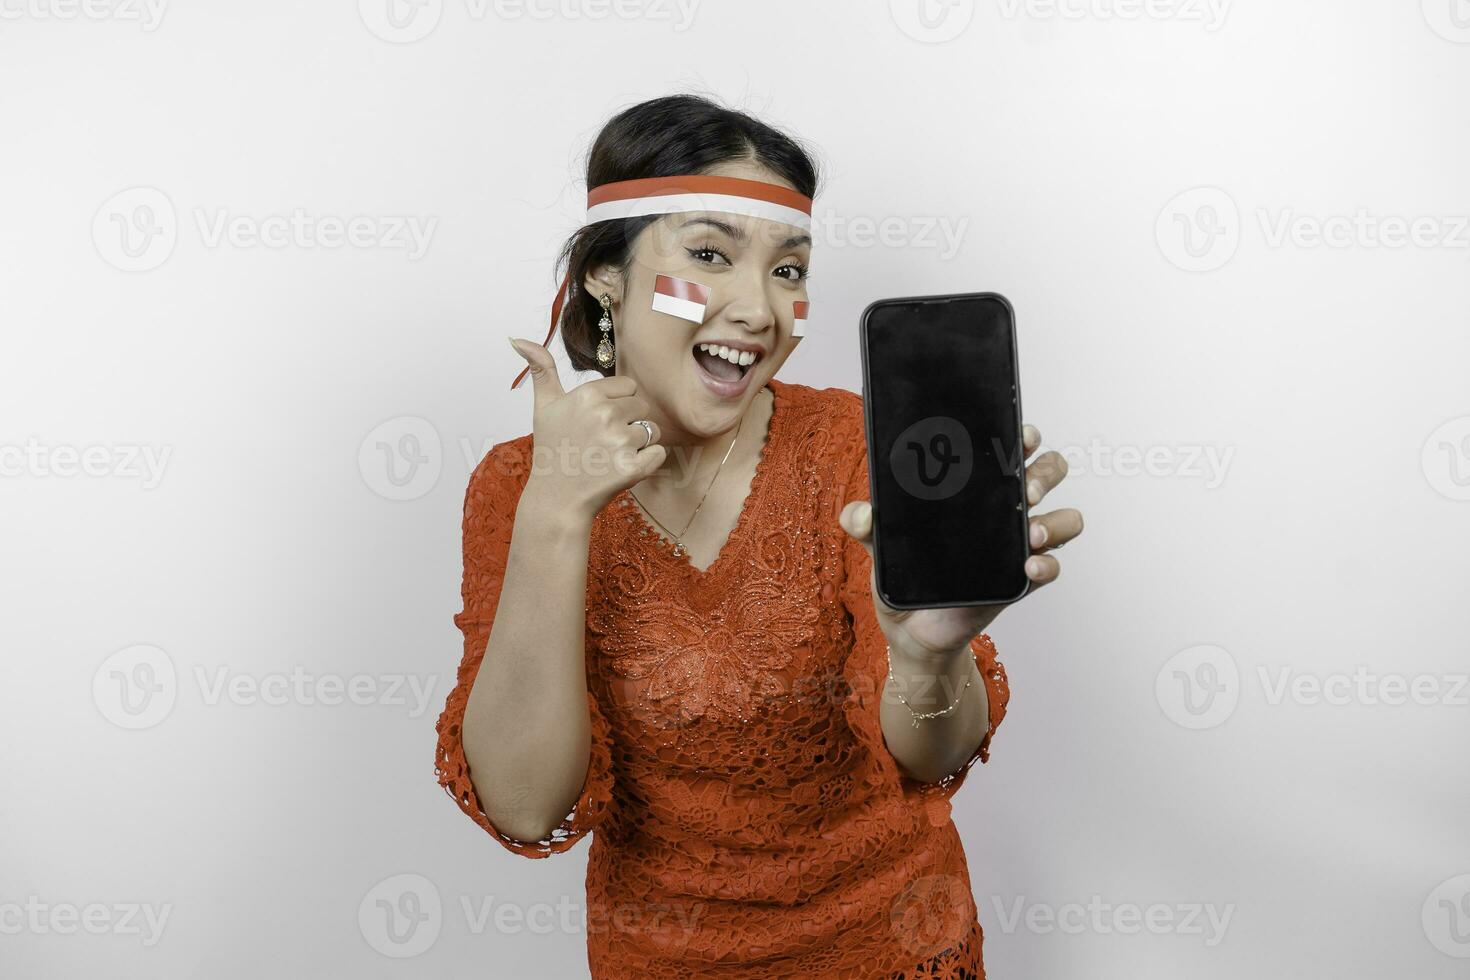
left=691, top=342, right=760, bottom=383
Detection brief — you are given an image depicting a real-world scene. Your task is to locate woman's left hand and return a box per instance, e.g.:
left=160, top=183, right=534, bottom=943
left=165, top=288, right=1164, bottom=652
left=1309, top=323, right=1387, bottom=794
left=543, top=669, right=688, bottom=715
left=838, top=422, right=1084, bottom=660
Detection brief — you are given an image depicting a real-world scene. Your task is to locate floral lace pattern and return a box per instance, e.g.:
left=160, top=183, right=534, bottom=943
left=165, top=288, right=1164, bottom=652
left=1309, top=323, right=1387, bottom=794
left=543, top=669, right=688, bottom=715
left=435, top=378, right=1010, bottom=979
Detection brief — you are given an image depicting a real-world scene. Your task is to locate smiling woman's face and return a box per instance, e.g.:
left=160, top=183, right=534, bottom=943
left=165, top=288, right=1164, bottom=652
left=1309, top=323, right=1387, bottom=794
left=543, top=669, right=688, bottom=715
left=585, top=159, right=812, bottom=444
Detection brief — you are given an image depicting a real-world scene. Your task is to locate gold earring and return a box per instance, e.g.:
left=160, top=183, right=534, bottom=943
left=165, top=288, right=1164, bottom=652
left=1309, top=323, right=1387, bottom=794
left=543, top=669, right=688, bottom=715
left=595, top=293, right=615, bottom=369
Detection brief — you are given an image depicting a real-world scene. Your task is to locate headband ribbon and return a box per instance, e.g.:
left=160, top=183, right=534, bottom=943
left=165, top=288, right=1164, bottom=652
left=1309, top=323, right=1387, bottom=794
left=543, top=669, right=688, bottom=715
left=510, top=174, right=814, bottom=389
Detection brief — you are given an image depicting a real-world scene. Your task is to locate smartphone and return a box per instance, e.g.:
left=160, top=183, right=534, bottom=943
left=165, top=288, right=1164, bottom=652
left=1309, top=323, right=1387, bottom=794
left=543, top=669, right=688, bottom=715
left=858, top=291, right=1030, bottom=609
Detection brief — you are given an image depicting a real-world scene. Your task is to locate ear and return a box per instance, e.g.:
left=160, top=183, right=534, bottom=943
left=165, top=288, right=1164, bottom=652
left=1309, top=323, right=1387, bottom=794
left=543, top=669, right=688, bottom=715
left=582, top=262, right=622, bottom=307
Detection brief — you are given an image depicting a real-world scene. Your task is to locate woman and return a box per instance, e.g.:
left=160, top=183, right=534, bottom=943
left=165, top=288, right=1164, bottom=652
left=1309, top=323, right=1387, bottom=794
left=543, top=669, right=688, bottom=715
left=434, top=94, right=1083, bottom=978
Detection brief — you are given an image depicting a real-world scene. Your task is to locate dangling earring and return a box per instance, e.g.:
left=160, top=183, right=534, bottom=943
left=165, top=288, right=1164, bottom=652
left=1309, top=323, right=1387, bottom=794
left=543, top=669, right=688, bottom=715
left=595, top=293, right=615, bottom=369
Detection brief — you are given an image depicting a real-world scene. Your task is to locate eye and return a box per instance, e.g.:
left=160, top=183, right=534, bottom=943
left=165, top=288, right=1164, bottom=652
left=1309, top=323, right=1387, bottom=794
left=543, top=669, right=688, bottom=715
left=687, top=245, right=731, bottom=266
left=775, top=262, right=809, bottom=282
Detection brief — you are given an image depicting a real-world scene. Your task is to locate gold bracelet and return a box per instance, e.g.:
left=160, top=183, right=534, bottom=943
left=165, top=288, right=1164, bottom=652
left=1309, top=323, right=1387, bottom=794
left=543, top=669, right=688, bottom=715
left=886, top=644, right=973, bottom=728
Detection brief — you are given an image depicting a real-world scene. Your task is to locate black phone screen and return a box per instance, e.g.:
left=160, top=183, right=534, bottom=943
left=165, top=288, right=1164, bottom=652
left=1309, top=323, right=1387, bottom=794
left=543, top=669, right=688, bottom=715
left=859, top=292, right=1030, bottom=608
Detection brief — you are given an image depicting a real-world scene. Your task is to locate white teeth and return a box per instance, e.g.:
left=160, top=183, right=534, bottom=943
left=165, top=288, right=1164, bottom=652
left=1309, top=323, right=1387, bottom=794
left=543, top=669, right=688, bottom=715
left=697, top=343, right=759, bottom=367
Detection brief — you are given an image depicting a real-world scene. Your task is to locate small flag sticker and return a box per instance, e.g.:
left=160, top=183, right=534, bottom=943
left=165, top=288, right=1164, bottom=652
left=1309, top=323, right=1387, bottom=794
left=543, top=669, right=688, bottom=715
left=651, top=275, right=711, bottom=323
left=793, top=300, right=809, bottom=338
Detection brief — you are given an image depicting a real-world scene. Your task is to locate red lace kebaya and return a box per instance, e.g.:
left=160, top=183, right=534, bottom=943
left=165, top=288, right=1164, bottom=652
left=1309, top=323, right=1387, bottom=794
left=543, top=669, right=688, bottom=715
left=435, top=377, right=1010, bottom=978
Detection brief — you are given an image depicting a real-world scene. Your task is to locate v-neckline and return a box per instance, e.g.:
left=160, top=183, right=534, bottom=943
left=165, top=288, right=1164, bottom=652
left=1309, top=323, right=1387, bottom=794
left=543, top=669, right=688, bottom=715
left=615, top=380, right=785, bottom=578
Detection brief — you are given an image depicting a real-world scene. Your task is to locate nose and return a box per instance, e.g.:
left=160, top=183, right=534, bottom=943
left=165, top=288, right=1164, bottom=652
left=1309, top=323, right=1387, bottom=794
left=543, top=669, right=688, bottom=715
left=720, top=263, right=778, bottom=336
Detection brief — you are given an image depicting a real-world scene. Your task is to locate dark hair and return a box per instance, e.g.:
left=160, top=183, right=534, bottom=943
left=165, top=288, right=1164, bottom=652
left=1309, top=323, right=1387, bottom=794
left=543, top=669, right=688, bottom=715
left=555, top=94, right=821, bottom=375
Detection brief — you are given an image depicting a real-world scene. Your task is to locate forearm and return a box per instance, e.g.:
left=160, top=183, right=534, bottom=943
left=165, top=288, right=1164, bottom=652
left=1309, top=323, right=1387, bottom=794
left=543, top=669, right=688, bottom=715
left=461, top=481, right=595, bottom=843
left=879, top=640, right=988, bottom=784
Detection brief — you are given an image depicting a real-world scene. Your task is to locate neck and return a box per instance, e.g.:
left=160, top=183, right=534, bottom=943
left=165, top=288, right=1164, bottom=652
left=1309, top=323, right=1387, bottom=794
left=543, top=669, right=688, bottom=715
left=644, top=386, right=771, bottom=496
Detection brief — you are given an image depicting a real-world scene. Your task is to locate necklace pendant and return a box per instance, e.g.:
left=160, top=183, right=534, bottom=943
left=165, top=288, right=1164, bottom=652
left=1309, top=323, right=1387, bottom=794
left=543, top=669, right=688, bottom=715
left=672, top=542, right=685, bottom=557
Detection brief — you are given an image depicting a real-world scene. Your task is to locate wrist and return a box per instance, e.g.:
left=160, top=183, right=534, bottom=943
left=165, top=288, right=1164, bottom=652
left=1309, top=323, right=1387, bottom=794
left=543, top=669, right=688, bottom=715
left=885, top=634, right=974, bottom=672
left=516, top=478, right=596, bottom=536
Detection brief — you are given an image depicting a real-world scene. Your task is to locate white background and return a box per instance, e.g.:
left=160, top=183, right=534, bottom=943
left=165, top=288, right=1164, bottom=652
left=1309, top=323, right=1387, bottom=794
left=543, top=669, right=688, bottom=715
left=3, top=1, right=1468, bottom=977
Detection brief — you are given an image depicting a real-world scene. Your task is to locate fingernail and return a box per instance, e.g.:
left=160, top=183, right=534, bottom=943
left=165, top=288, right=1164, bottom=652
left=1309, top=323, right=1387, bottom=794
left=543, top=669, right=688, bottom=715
left=1027, top=481, right=1040, bottom=504
left=1026, top=558, right=1042, bottom=577
left=1031, top=524, right=1047, bottom=547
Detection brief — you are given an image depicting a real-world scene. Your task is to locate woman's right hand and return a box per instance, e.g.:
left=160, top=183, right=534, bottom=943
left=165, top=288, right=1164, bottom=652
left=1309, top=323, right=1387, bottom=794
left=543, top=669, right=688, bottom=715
left=509, top=337, right=667, bottom=521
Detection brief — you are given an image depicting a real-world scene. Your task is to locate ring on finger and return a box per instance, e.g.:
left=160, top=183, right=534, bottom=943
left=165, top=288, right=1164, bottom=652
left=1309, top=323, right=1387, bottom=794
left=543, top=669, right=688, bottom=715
left=630, top=419, right=654, bottom=449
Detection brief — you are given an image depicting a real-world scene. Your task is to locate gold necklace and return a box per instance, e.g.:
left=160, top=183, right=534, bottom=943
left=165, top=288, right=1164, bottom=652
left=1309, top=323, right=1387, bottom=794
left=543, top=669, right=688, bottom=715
left=629, top=399, right=750, bottom=559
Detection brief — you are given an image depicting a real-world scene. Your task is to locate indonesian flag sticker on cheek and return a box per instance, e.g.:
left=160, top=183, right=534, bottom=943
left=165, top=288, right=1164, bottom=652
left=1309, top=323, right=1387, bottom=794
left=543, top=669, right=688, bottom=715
left=651, top=274, right=711, bottom=323
left=793, top=300, right=809, bottom=338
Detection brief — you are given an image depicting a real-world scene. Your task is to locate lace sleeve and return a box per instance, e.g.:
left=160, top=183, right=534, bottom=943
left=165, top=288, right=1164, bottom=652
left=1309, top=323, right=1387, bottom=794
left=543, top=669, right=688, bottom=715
left=832, top=395, right=1011, bottom=825
left=433, top=440, right=616, bottom=858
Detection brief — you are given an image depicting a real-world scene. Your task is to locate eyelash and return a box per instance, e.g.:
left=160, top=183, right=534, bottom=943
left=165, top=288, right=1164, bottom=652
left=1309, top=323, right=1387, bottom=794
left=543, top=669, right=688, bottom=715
left=687, top=245, right=810, bottom=282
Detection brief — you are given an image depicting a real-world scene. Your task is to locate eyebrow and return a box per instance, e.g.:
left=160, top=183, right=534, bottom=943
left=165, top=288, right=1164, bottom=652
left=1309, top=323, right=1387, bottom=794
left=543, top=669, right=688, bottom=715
left=679, top=216, right=811, bottom=250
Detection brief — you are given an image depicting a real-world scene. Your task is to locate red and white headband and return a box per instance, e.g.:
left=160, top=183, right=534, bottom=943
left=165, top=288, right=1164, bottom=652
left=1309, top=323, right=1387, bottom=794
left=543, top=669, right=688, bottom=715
left=510, top=174, right=814, bottom=389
